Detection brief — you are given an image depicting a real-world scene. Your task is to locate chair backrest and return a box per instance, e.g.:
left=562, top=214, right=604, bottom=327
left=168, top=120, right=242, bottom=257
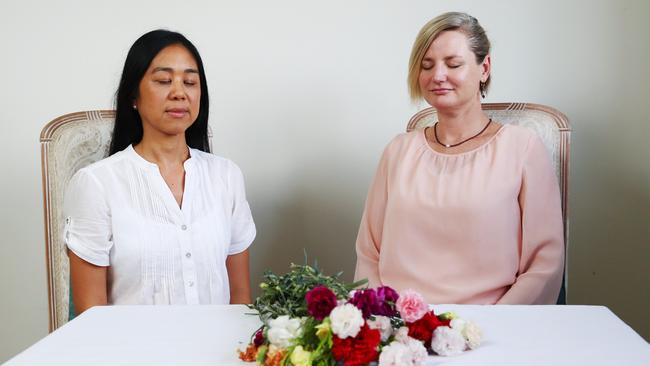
left=41, top=111, right=115, bottom=331
left=407, top=102, right=571, bottom=301
left=40, top=110, right=212, bottom=331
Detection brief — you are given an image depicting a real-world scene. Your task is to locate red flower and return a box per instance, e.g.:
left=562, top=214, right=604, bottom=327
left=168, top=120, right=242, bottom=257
left=332, top=324, right=381, bottom=366
left=305, top=286, right=338, bottom=320
left=407, top=311, right=450, bottom=346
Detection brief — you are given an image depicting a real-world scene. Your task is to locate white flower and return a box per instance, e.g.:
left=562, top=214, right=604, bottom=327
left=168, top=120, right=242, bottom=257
left=450, top=319, right=482, bottom=350
left=431, top=326, right=466, bottom=356
left=378, top=337, right=427, bottom=366
left=368, top=315, right=393, bottom=342
left=462, top=321, right=482, bottom=349
left=267, top=315, right=302, bottom=349
left=393, top=326, right=410, bottom=343
left=329, top=303, right=364, bottom=339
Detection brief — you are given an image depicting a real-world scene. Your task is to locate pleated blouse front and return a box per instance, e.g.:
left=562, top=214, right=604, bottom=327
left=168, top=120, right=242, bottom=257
left=63, top=145, right=256, bottom=306
left=354, top=124, right=564, bottom=304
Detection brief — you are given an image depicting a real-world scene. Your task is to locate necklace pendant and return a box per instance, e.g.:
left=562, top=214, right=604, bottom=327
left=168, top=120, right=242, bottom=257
left=445, top=144, right=451, bottom=148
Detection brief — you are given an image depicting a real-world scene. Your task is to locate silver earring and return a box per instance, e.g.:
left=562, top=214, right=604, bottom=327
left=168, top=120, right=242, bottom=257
left=132, top=105, right=137, bottom=110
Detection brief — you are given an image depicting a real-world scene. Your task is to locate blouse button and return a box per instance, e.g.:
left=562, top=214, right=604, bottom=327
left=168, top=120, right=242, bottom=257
left=188, top=281, right=194, bottom=287
left=181, top=224, right=187, bottom=231
left=185, top=252, right=192, bottom=258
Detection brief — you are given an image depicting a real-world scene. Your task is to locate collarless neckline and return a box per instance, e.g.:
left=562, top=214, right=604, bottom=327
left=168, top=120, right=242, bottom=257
left=126, top=144, right=195, bottom=170
left=420, top=123, right=509, bottom=157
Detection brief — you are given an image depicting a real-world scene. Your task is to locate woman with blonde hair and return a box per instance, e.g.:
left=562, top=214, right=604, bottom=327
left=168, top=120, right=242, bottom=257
left=354, top=12, right=564, bottom=304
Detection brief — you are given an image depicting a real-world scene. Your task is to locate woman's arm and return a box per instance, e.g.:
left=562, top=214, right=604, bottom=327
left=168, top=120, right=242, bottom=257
left=354, top=146, right=392, bottom=287
left=497, top=133, right=565, bottom=304
left=226, top=249, right=251, bottom=304
left=68, top=250, right=108, bottom=314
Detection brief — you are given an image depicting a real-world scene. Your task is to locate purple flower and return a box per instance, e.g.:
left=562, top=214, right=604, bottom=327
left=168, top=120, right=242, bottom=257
left=253, top=328, right=265, bottom=347
left=349, top=288, right=380, bottom=319
left=305, top=286, right=338, bottom=320
left=375, top=286, right=399, bottom=317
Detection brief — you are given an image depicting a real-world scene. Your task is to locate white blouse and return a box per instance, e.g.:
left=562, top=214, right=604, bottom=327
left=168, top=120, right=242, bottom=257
left=63, top=145, right=256, bottom=305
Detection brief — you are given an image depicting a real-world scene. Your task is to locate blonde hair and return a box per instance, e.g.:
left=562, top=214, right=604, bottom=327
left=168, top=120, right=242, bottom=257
left=407, top=12, right=491, bottom=101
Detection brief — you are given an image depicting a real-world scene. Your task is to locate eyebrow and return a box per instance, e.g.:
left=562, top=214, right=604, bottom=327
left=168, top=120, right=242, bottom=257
left=151, top=67, right=199, bottom=74
left=422, top=55, right=464, bottom=61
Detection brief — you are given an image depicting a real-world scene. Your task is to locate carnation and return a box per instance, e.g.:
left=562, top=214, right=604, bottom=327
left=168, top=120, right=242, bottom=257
left=378, top=337, right=427, bottom=366
left=289, top=345, right=312, bottom=366
left=395, top=289, right=428, bottom=323
left=330, top=303, right=364, bottom=339
left=430, top=326, right=466, bottom=356
left=267, top=316, right=302, bottom=349
left=305, top=285, right=337, bottom=320
left=407, top=311, right=449, bottom=346
left=367, top=315, right=393, bottom=342
left=332, top=324, right=381, bottom=366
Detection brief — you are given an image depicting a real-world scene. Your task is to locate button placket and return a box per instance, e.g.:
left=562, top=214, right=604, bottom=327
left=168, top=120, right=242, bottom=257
left=179, top=222, right=199, bottom=304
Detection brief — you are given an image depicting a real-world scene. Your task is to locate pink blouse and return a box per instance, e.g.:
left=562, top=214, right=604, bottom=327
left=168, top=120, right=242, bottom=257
left=354, top=124, right=564, bottom=304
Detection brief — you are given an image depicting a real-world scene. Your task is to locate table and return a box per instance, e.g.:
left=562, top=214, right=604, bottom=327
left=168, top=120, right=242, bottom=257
left=4, top=305, right=649, bottom=365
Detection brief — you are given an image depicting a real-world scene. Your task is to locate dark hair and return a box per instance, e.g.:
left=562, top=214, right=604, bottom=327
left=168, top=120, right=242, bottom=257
left=110, top=29, right=210, bottom=155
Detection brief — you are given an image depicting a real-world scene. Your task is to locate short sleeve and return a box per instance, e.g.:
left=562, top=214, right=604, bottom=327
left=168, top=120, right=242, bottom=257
left=226, top=161, right=256, bottom=255
left=63, top=169, right=113, bottom=266
left=497, top=133, right=565, bottom=304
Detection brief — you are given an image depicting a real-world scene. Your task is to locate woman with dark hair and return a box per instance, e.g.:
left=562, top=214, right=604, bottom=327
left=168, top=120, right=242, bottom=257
left=64, top=30, right=255, bottom=314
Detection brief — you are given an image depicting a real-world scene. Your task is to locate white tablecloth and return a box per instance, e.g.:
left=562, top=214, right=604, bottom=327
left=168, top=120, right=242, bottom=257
left=4, top=305, right=649, bottom=365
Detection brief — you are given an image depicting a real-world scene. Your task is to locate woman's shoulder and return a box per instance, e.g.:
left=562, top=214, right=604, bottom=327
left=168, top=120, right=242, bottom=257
left=383, top=129, right=424, bottom=153
left=494, top=123, right=539, bottom=151
left=71, top=148, right=131, bottom=180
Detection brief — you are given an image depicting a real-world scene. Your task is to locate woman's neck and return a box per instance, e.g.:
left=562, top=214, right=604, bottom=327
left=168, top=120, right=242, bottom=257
left=133, top=135, right=190, bottom=169
left=435, top=104, right=490, bottom=142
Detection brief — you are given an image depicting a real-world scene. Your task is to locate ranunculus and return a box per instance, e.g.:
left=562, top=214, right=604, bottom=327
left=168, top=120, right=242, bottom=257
left=395, top=289, right=428, bottom=323
left=305, top=285, right=338, bottom=320
left=289, top=345, right=312, bottom=366
left=407, top=311, right=449, bottom=346
left=378, top=336, right=427, bottom=366
left=430, top=326, right=466, bottom=356
left=267, top=316, right=302, bottom=349
left=367, top=315, right=392, bottom=342
left=330, top=303, right=364, bottom=339
left=332, top=324, right=381, bottom=366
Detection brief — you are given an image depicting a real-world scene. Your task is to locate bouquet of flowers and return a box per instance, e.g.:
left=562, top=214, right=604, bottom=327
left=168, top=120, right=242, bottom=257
left=238, top=264, right=481, bottom=366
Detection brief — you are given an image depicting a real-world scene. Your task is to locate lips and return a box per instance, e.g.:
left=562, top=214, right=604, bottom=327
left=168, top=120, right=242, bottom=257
left=166, top=108, right=189, bottom=118
left=431, top=88, right=453, bottom=95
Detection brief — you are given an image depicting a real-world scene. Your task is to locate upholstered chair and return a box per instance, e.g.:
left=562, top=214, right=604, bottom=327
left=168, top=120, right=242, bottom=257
left=407, top=102, right=571, bottom=303
left=40, top=111, right=115, bottom=331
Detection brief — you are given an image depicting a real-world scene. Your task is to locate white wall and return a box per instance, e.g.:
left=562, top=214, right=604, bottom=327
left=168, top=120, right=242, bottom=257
left=1, top=0, right=648, bottom=361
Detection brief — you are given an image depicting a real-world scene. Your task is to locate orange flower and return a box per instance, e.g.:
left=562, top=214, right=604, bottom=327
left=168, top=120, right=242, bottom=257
left=238, top=344, right=258, bottom=362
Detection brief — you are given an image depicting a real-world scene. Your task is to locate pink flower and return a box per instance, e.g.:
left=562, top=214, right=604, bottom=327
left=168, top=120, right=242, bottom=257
left=395, top=289, right=428, bottom=323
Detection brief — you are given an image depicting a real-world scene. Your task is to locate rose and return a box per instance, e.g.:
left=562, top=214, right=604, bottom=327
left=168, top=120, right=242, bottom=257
left=267, top=316, right=302, bottom=349
left=407, top=311, right=450, bottom=346
left=431, top=326, right=466, bottom=356
left=395, top=289, right=428, bottom=323
left=330, top=303, right=364, bottom=339
left=332, top=324, right=381, bottom=366
left=305, top=285, right=338, bottom=320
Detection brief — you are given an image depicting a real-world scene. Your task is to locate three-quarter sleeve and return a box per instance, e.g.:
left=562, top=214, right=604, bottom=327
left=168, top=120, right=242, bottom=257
left=497, top=133, right=565, bottom=304
left=227, top=161, right=256, bottom=255
left=354, top=147, right=391, bottom=287
left=63, top=169, right=113, bottom=266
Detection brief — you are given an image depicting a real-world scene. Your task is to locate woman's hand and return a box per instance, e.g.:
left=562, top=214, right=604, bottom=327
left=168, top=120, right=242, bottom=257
left=68, top=250, right=108, bottom=314
left=226, top=249, right=252, bottom=304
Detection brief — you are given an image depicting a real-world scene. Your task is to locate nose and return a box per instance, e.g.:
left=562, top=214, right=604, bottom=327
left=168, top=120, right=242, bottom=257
left=432, top=65, right=446, bottom=83
left=169, top=79, right=186, bottom=100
